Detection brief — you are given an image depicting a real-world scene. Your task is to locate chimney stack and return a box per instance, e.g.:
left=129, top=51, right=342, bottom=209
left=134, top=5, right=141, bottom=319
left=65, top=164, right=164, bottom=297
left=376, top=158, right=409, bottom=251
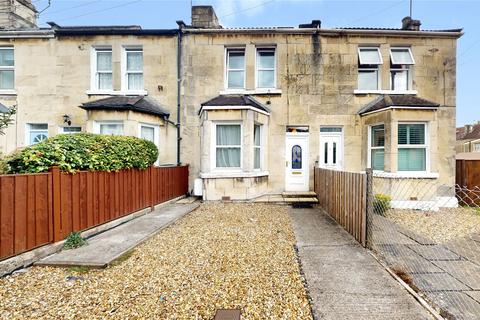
left=191, top=6, right=221, bottom=29
left=0, top=0, right=38, bottom=29
left=401, top=16, right=421, bottom=31
left=465, top=125, right=473, bottom=134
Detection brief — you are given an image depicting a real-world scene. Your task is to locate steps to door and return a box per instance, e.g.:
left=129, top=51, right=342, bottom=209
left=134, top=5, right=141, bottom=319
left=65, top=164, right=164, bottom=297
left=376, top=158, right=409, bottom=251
left=254, top=192, right=318, bottom=204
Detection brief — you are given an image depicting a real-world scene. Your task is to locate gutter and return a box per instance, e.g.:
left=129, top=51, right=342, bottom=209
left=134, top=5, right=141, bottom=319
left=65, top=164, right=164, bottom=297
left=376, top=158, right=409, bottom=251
left=0, top=30, right=54, bottom=38
left=182, top=28, right=463, bottom=39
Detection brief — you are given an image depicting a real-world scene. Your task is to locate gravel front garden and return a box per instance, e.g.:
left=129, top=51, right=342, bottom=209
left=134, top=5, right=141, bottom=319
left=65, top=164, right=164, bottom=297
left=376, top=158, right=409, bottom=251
left=386, top=207, right=480, bottom=243
left=0, top=203, right=312, bottom=319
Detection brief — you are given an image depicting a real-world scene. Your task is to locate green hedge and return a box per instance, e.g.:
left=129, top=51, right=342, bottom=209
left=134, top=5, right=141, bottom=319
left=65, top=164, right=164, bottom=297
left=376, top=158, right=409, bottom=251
left=6, top=133, right=158, bottom=174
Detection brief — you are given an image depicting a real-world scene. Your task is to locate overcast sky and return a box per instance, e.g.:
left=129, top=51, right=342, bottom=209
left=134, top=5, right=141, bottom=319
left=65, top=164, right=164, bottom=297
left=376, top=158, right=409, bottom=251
left=34, top=0, right=479, bottom=127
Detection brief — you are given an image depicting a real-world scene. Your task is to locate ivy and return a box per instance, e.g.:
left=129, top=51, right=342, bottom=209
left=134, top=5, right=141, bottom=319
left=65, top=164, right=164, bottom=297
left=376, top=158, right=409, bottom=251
left=5, top=133, right=158, bottom=174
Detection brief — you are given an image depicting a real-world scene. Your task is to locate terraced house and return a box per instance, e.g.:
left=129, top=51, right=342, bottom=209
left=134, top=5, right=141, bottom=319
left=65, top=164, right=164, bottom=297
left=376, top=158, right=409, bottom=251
left=0, top=2, right=463, bottom=202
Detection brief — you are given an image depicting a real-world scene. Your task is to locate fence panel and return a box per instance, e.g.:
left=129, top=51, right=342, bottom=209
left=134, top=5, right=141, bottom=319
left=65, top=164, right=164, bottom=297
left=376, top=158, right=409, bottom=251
left=456, top=159, right=480, bottom=206
left=314, top=167, right=367, bottom=246
left=1, top=165, right=189, bottom=260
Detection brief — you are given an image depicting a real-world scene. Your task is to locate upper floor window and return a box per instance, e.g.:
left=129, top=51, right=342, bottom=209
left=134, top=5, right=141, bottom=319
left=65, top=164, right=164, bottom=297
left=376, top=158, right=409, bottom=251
left=358, top=47, right=382, bottom=90
left=93, top=48, right=113, bottom=90
left=370, top=124, right=385, bottom=171
left=390, top=47, right=415, bottom=91
left=256, top=48, right=276, bottom=89
left=0, top=47, right=14, bottom=90
left=398, top=123, right=427, bottom=172
left=124, top=48, right=144, bottom=91
left=226, top=49, right=245, bottom=89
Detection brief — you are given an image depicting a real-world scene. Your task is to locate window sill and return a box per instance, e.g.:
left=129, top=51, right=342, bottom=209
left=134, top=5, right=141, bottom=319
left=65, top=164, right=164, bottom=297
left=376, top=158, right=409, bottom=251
left=219, top=89, right=282, bottom=95
left=86, top=90, right=148, bottom=96
left=372, top=171, right=439, bottom=179
left=200, top=171, right=269, bottom=179
left=0, top=89, right=17, bottom=96
left=354, top=89, right=417, bottom=95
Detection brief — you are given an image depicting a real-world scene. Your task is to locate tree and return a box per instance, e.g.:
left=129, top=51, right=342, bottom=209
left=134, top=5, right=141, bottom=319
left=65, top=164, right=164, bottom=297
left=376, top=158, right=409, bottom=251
left=0, top=105, right=16, bottom=135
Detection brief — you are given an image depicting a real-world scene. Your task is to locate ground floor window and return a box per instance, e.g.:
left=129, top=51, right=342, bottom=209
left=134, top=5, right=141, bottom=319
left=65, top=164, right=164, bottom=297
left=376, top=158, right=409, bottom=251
left=370, top=124, right=385, bottom=171
left=474, top=143, right=480, bottom=152
left=398, top=123, right=427, bottom=171
left=60, top=126, right=82, bottom=134
left=27, top=123, right=48, bottom=145
left=97, top=121, right=124, bottom=136
left=254, top=124, right=262, bottom=169
left=215, top=124, right=241, bottom=168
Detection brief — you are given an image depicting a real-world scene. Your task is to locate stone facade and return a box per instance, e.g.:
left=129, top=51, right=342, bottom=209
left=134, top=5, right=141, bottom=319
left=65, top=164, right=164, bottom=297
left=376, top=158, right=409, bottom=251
left=0, top=5, right=462, bottom=202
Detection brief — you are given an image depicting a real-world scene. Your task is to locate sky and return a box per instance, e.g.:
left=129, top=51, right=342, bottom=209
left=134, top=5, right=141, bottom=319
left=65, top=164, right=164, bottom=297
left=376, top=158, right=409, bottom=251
left=33, top=0, right=480, bottom=127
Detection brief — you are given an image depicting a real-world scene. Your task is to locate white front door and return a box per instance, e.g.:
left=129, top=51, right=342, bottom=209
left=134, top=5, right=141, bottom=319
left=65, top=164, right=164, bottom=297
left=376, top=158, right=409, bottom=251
left=285, top=133, right=309, bottom=191
left=319, top=128, right=343, bottom=170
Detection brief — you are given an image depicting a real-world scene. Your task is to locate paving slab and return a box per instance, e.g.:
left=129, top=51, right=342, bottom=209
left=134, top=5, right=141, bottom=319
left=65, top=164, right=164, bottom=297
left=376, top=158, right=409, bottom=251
left=36, top=202, right=199, bottom=268
left=425, top=291, right=480, bottom=320
left=289, top=207, right=433, bottom=320
left=407, top=244, right=461, bottom=261
left=466, top=291, right=480, bottom=303
left=445, top=238, right=480, bottom=266
left=433, top=260, right=480, bottom=290
left=412, top=273, right=471, bottom=292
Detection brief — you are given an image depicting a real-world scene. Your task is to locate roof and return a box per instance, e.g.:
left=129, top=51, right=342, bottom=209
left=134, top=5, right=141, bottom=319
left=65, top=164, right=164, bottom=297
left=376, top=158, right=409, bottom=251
left=200, top=95, right=270, bottom=115
left=48, top=23, right=178, bottom=36
left=80, top=96, right=170, bottom=118
left=358, top=95, right=439, bottom=116
left=456, top=152, right=480, bottom=160
left=457, top=123, right=480, bottom=141
left=0, top=103, right=10, bottom=113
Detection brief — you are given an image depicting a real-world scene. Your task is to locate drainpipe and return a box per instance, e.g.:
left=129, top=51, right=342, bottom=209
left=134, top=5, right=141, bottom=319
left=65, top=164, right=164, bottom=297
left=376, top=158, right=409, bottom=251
left=176, top=24, right=183, bottom=166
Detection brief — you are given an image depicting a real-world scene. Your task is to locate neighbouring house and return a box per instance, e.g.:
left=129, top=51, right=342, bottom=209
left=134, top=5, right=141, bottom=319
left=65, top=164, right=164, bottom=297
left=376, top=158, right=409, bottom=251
left=456, top=122, right=480, bottom=153
left=0, top=3, right=463, bottom=202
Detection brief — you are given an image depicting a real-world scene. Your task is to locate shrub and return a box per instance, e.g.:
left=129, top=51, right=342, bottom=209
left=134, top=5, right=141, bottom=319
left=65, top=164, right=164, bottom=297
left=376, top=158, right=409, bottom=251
left=5, top=133, right=158, bottom=174
left=63, top=232, right=87, bottom=250
left=373, top=193, right=391, bottom=216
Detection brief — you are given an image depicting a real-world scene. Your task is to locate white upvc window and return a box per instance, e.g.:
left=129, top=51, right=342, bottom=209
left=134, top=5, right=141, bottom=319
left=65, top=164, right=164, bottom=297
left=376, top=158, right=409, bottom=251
left=0, top=47, right=14, bottom=90
left=92, top=47, right=113, bottom=91
left=256, top=48, right=276, bottom=89
left=214, top=123, right=242, bottom=169
left=474, top=143, right=480, bottom=152
left=226, top=48, right=245, bottom=90
left=95, top=121, right=124, bottom=136
left=390, top=47, right=415, bottom=91
left=358, top=47, right=383, bottom=90
left=368, top=124, right=385, bottom=171
left=27, top=123, right=48, bottom=145
left=397, top=123, right=428, bottom=172
left=139, top=123, right=160, bottom=165
left=254, top=124, right=263, bottom=170
left=59, top=126, right=82, bottom=134
left=123, top=47, right=144, bottom=91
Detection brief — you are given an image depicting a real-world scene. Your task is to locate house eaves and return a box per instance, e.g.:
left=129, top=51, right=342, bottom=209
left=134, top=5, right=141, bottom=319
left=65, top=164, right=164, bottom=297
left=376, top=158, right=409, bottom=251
left=48, top=23, right=178, bottom=36
left=0, top=29, right=54, bottom=38
left=359, top=105, right=439, bottom=116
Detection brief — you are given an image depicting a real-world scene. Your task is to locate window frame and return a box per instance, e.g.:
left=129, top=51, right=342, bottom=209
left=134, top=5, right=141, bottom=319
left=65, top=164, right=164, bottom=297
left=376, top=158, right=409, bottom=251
left=138, top=122, right=160, bottom=165
left=26, top=123, right=48, bottom=146
left=212, top=122, right=243, bottom=171
left=368, top=123, right=385, bottom=172
left=225, top=48, right=246, bottom=91
left=397, top=122, right=429, bottom=173
left=59, top=126, right=82, bottom=134
left=91, top=46, right=113, bottom=91
left=122, top=46, right=144, bottom=92
left=357, top=47, right=383, bottom=91
left=0, top=47, right=14, bottom=91
left=255, top=47, right=276, bottom=89
left=389, top=47, right=415, bottom=91
left=94, top=120, right=124, bottom=136
left=253, top=123, right=263, bottom=170
left=389, top=47, right=415, bottom=65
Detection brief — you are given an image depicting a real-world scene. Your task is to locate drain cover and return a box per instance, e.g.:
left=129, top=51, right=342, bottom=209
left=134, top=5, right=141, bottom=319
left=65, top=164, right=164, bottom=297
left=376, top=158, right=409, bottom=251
left=214, top=309, right=241, bottom=320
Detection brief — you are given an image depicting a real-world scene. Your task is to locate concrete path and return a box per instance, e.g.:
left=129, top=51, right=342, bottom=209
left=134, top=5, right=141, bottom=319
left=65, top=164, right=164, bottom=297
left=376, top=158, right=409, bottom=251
left=289, top=207, right=433, bottom=320
left=36, top=202, right=199, bottom=268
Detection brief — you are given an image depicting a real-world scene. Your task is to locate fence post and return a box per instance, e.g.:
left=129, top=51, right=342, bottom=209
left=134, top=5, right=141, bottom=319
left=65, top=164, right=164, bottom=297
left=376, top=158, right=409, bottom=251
left=364, top=168, right=373, bottom=249
left=150, top=166, right=155, bottom=212
left=50, top=166, right=62, bottom=242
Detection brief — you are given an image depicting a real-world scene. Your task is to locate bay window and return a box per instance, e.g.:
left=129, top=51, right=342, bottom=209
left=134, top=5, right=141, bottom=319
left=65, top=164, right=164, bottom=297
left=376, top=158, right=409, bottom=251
left=93, top=48, right=112, bottom=90
left=370, top=124, right=385, bottom=171
left=398, top=123, right=427, bottom=172
left=97, top=121, right=124, bottom=136
left=216, top=124, right=242, bottom=168
left=256, top=48, right=275, bottom=89
left=226, top=49, right=245, bottom=89
left=390, top=47, right=415, bottom=91
left=254, top=124, right=262, bottom=169
left=358, top=47, right=382, bottom=90
left=0, top=47, right=14, bottom=90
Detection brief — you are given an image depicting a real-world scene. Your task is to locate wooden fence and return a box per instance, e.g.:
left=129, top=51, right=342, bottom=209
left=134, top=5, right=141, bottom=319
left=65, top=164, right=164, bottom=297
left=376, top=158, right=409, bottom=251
left=0, top=166, right=189, bottom=261
left=456, top=159, right=480, bottom=206
left=314, top=167, right=367, bottom=246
